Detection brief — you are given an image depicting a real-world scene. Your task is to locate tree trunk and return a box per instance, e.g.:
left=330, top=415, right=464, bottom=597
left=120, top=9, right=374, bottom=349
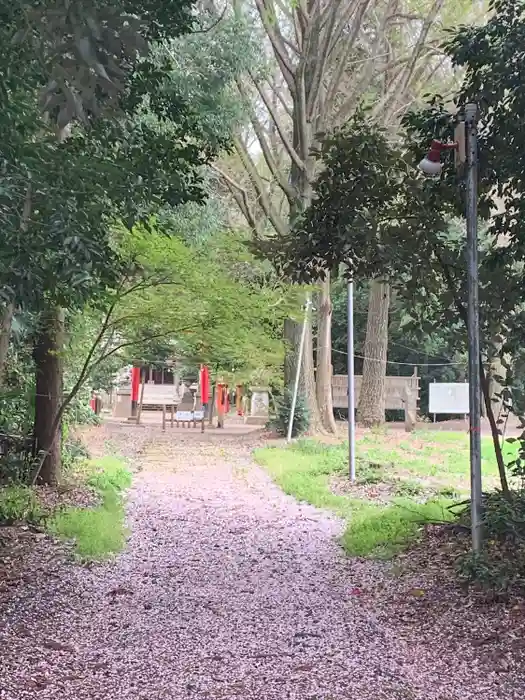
left=316, top=277, right=337, bottom=433
left=33, top=308, right=64, bottom=485
left=487, top=351, right=509, bottom=420
left=356, top=280, right=390, bottom=427
left=284, top=315, right=322, bottom=432
left=0, top=303, right=14, bottom=388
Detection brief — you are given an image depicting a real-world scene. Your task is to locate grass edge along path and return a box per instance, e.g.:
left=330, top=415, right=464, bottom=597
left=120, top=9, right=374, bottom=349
left=254, top=439, right=460, bottom=559
left=47, top=455, right=132, bottom=561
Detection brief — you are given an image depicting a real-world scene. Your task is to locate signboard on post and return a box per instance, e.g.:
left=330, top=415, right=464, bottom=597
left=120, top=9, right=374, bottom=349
left=429, top=382, right=469, bottom=415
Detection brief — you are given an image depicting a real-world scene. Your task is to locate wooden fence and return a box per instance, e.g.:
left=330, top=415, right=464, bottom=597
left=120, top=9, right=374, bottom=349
left=331, top=371, right=419, bottom=413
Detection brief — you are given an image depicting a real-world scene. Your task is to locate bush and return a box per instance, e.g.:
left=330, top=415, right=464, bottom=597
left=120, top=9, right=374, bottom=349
left=0, top=485, right=42, bottom=524
left=62, top=434, right=90, bottom=472
left=270, top=389, right=310, bottom=438
left=456, top=490, right=525, bottom=592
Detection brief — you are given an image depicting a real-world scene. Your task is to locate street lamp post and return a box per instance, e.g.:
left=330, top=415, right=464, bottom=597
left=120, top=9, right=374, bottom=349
left=347, top=280, right=356, bottom=482
left=465, top=103, right=482, bottom=553
left=419, top=103, right=482, bottom=553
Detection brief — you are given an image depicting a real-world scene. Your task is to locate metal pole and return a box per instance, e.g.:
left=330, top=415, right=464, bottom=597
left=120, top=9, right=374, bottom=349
left=465, top=102, right=482, bottom=553
left=347, top=281, right=356, bottom=481
left=287, top=297, right=311, bottom=442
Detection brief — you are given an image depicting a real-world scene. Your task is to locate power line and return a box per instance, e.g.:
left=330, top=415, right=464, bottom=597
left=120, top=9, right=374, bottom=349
left=328, top=346, right=466, bottom=367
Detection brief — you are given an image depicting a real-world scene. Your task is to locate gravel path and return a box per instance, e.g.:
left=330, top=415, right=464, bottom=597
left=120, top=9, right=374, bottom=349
left=1, top=429, right=523, bottom=699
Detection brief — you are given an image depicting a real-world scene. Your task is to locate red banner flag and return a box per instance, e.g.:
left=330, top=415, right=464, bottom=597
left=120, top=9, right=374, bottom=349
left=200, top=365, right=210, bottom=405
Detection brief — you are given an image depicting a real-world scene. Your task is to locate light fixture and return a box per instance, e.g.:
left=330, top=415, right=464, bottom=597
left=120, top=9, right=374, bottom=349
left=418, top=139, right=458, bottom=178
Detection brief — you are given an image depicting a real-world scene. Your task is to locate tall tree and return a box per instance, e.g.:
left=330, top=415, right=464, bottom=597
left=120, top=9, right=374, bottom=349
left=212, top=0, right=472, bottom=431
left=0, top=1, right=229, bottom=483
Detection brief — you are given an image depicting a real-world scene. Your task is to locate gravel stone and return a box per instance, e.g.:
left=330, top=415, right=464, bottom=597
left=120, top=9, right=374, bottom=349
left=1, top=426, right=523, bottom=699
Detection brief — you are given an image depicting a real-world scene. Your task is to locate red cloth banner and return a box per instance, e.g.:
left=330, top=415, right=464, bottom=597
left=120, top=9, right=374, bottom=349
left=200, top=365, right=210, bottom=405
left=131, top=366, right=140, bottom=403
left=216, top=383, right=229, bottom=412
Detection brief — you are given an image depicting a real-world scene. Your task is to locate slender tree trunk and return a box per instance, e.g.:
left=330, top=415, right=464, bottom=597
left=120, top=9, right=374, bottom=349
left=33, top=308, right=64, bottom=485
left=316, top=277, right=337, bottom=433
left=0, top=303, right=14, bottom=388
left=287, top=143, right=323, bottom=431
left=356, top=280, right=390, bottom=427
left=487, top=351, right=508, bottom=420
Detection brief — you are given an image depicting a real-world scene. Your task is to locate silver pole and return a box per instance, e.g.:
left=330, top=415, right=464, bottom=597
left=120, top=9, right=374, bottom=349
left=347, top=280, right=356, bottom=481
left=287, top=297, right=311, bottom=442
left=465, top=102, right=482, bottom=553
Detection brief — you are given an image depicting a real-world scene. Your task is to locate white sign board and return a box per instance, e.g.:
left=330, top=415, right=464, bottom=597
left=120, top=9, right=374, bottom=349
left=175, top=411, right=194, bottom=421
left=429, top=382, right=469, bottom=415
left=175, top=410, right=204, bottom=421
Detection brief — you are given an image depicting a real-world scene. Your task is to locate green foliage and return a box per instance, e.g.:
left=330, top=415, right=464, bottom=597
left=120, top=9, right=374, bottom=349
left=61, top=433, right=90, bottom=473
left=455, top=489, right=525, bottom=592
left=255, top=432, right=517, bottom=559
left=0, top=485, right=42, bottom=524
left=83, top=223, right=291, bottom=384
left=270, top=390, right=310, bottom=438
left=342, top=500, right=454, bottom=558
left=154, top=12, right=260, bottom=149
left=273, top=2, right=525, bottom=499
left=48, top=456, right=131, bottom=560
left=0, top=321, right=35, bottom=436
left=85, top=456, right=132, bottom=493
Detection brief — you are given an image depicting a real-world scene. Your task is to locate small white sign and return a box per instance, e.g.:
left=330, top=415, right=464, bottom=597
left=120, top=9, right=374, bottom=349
left=175, top=410, right=205, bottom=421
left=429, top=382, right=469, bottom=414
left=176, top=411, right=193, bottom=421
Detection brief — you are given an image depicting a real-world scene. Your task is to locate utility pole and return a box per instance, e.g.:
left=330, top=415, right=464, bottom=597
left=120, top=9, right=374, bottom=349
left=347, top=280, right=356, bottom=481
left=287, top=297, right=311, bottom=442
left=465, top=102, right=482, bottom=553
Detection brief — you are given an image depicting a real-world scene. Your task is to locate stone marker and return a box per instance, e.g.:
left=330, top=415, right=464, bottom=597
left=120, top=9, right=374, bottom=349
left=245, top=387, right=269, bottom=426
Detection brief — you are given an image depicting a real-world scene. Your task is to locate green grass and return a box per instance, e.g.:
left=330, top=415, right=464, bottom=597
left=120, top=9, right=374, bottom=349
left=254, top=430, right=514, bottom=559
left=341, top=499, right=455, bottom=558
left=47, top=456, right=132, bottom=561
left=0, top=484, right=42, bottom=524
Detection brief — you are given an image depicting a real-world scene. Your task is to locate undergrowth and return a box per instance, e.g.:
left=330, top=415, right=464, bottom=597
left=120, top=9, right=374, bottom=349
left=254, top=438, right=455, bottom=557
left=456, top=490, right=525, bottom=593
left=269, top=390, right=310, bottom=438
left=47, top=456, right=132, bottom=561
left=255, top=434, right=525, bottom=589
left=342, top=499, right=454, bottom=558
left=0, top=485, right=42, bottom=524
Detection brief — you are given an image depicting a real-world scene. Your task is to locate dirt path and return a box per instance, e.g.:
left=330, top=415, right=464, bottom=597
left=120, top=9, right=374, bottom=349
left=1, top=430, right=522, bottom=699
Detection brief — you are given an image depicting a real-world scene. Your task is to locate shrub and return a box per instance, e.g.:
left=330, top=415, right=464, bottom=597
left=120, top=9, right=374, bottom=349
left=0, top=485, right=42, bottom=524
left=62, top=434, right=90, bottom=472
left=456, top=489, right=525, bottom=592
left=270, top=389, right=310, bottom=438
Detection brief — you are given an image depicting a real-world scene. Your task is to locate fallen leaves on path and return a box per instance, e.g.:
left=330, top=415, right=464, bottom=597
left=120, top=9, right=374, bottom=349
left=0, top=422, right=524, bottom=700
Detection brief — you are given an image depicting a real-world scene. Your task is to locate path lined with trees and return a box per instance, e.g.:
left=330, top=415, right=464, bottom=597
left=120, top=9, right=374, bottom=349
left=1, top=426, right=523, bottom=700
